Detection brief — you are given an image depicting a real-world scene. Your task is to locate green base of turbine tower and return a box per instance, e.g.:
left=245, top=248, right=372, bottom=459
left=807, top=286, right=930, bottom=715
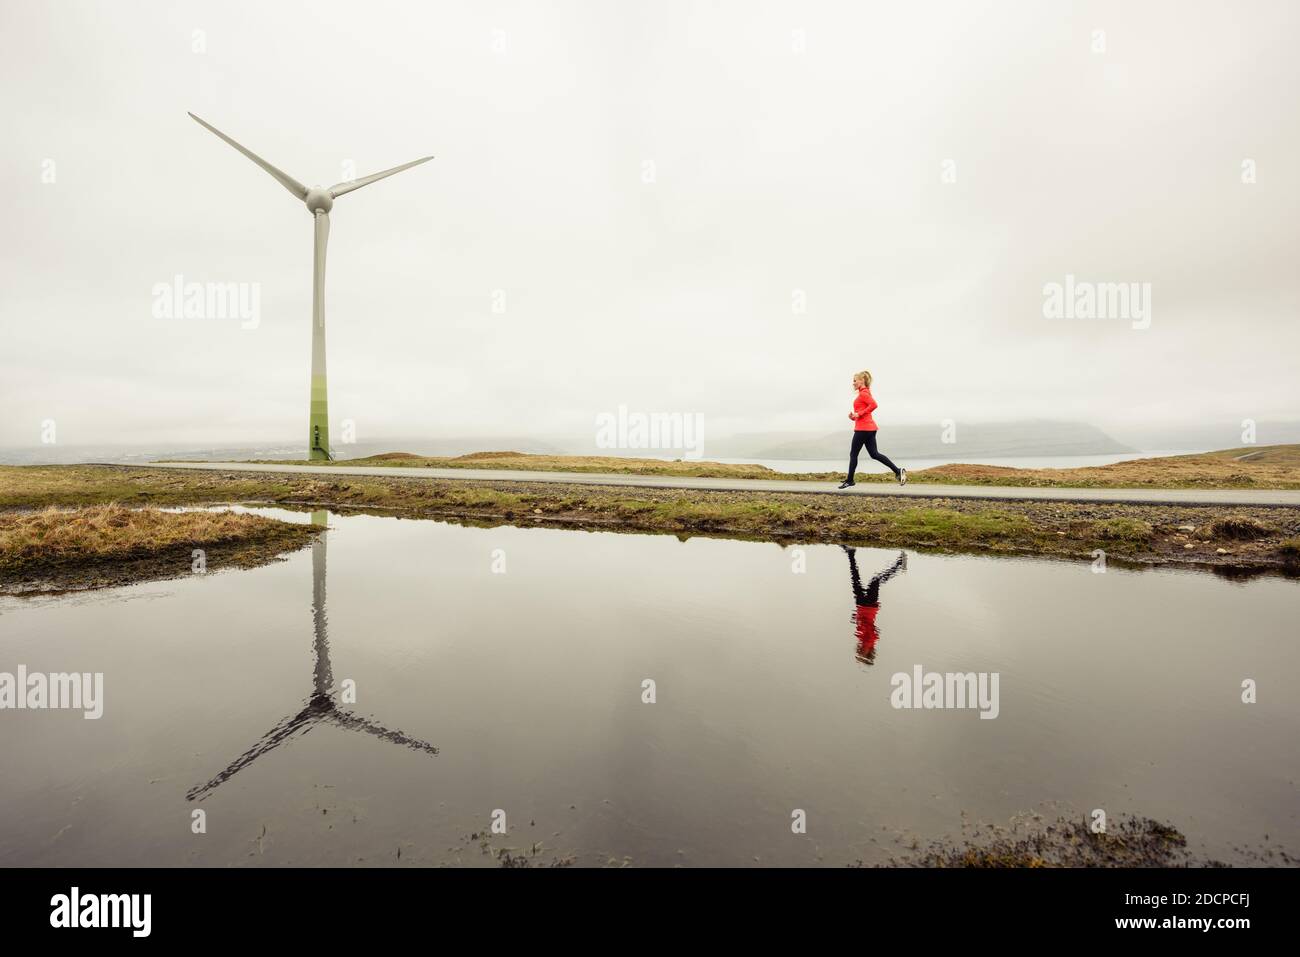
left=309, top=374, right=330, bottom=462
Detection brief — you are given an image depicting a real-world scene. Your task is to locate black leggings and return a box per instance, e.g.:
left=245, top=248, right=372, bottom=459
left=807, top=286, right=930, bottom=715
left=847, top=430, right=899, bottom=481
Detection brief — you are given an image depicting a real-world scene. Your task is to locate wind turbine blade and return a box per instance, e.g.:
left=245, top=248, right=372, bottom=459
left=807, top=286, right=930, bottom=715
left=188, top=112, right=309, bottom=201
left=185, top=708, right=314, bottom=801
left=331, top=710, right=440, bottom=755
left=329, top=155, right=434, bottom=199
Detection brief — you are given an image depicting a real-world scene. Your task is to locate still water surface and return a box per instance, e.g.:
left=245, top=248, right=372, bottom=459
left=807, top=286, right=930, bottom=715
left=0, top=508, right=1295, bottom=866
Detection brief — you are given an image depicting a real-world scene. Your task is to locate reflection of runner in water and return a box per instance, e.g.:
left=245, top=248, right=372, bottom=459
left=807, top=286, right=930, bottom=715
left=842, top=546, right=907, bottom=664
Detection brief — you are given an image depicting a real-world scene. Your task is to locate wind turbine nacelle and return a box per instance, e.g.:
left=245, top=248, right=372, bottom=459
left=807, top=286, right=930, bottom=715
left=304, top=187, right=334, bottom=213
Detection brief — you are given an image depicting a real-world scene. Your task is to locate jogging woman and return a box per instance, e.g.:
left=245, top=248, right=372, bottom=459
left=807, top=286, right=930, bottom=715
left=839, top=370, right=906, bottom=489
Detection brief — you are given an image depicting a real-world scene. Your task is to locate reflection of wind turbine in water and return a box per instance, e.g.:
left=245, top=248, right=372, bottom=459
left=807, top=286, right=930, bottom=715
left=187, top=511, right=438, bottom=802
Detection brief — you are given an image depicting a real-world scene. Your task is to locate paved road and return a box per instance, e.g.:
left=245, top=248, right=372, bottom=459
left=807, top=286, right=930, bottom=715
left=132, top=461, right=1300, bottom=507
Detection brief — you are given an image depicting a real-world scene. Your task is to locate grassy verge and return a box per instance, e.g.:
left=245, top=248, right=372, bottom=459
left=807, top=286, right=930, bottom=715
left=0, top=504, right=319, bottom=594
left=208, top=444, right=1300, bottom=490
left=4, top=465, right=1299, bottom=576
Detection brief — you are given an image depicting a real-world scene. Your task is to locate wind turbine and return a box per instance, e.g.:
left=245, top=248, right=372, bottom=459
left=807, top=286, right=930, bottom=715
left=188, top=113, right=433, bottom=462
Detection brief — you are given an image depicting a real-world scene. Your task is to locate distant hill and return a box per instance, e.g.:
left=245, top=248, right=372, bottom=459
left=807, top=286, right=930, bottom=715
left=334, top=436, right=567, bottom=459
left=711, top=421, right=1136, bottom=460
left=1104, top=421, right=1300, bottom=454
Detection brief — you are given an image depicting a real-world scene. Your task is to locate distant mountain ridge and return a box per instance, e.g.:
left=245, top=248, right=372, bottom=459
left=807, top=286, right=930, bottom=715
left=707, top=420, right=1135, bottom=460
left=0, top=437, right=567, bottom=466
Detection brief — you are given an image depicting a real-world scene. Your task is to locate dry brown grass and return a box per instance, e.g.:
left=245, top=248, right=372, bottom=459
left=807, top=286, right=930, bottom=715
left=1202, top=515, right=1280, bottom=541
left=921, top=446, right=1300, bottom=490
left=0, top=505, right=317, bottom=586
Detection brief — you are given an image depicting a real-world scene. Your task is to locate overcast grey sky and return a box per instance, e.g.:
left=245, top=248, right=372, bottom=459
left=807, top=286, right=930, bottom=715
left=2, top=0, right=1297, bottom=449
